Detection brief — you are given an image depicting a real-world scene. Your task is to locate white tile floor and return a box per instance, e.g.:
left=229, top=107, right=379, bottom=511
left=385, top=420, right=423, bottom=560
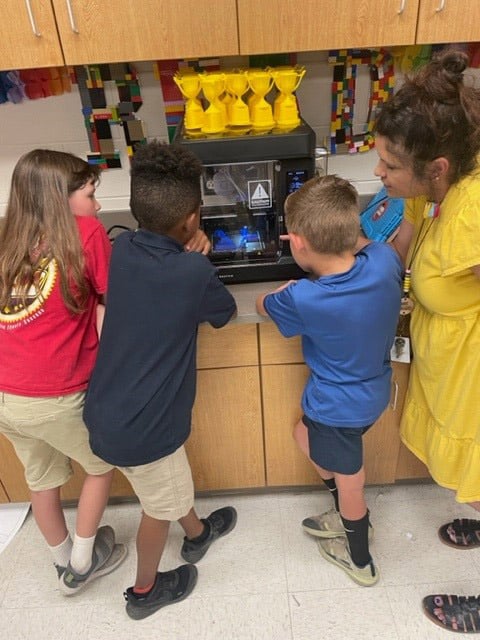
left=0, top=483, right=479, bottom=640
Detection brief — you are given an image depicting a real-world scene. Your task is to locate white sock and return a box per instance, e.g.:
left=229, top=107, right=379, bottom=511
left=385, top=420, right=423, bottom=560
left=70, top=533, right=96, bottom=574
left=48, top=533, right=73, bottom=568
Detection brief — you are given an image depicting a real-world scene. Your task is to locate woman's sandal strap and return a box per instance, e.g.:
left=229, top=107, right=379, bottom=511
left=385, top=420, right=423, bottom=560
left=423, top=594, right=480, bottom=633
left=439, top=519, right=480, bottom=548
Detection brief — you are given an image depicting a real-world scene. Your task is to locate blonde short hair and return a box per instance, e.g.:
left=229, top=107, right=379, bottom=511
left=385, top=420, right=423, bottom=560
left=284, top=174, right=360, bottom=254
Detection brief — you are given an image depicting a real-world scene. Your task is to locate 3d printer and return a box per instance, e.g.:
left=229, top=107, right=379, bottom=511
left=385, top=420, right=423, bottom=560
left=174, top=119, right=316, bottom=283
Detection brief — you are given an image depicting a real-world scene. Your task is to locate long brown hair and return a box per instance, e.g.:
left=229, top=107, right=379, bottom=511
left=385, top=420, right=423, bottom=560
left=375, top=49, right=480, bottom=184
left=0, top=149, right=101, bottom=313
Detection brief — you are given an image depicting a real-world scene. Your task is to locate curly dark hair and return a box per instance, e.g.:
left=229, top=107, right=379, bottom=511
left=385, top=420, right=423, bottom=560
left=375, top=49, right=480, bottom=184
left=129, top=141, right=202, bottom=233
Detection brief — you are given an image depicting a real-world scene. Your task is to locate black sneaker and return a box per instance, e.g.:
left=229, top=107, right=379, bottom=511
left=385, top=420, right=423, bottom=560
left=124, top=564, right=198, bottom=621
left=181, top=506, right=237, bottom=563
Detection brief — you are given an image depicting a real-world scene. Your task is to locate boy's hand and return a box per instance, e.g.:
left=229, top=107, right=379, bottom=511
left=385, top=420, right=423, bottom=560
left=185, top=229, right=211, bottom=255
left=272, top=279, right=297, bottom=293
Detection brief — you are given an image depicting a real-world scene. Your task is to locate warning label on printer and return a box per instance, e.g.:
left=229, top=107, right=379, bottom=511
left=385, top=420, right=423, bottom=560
left=248, top=180, right=272, bottom=209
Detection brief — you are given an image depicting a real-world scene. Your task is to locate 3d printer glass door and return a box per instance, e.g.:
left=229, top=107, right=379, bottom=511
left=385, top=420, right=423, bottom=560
left=201, top=160, right=279, bottom=266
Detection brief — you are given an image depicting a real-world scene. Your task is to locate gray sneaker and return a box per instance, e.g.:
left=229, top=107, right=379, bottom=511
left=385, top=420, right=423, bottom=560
left=302, top=508, right=374, bottom=542
left=60, top=525, right=127, bottom=596
left=317, top=536, right=379, bottom=587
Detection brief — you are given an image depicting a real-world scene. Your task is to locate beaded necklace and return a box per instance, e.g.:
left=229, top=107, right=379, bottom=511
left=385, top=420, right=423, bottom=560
left=400, top=200, right=440, bottom=314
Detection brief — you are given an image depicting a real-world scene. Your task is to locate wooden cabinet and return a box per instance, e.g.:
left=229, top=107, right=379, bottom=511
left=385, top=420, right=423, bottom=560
left=237, top=0, right=420, bottom=54
left=259, top=322, right=422, bottom=487
left=0, top=434, right=28, bottom=502
left=2, top=1, right=477, bottom=73
left=50, top=0, right=239, bottom=66
left=0, top=478, right=8, bottom=504
left=0, top=321, right=428, bottom=503
left=0, top=1, right=64, bottom=70
left=186, top=323, right=265, bottom=491
left=416, top=0, right=479, bottom=44
left=0, top=0, right=238, bottom=71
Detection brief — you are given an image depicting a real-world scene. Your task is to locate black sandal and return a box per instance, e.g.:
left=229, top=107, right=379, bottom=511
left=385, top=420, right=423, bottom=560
left=423, top=594, right=480, bottom=633
left=438, top=519, right=480, bottom=549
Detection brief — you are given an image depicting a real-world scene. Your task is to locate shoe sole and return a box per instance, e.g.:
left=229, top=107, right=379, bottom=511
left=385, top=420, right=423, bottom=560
left=302, top=522, right=374, bottom=543
left=126, top=565, right=198, bottom=620
left=316, top=540, right=379, bottom=587
left=60, top=543, right=128, bottom=596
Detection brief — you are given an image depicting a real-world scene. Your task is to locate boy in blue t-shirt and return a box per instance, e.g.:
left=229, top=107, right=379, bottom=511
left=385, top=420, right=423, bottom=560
left=256, top=174, right=402, bottom=587
left=84, top=141, right=237, bottom=620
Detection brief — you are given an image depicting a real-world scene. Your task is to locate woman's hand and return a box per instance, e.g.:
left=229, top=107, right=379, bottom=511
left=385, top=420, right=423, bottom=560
left=185, top=229, right=211, bottom=255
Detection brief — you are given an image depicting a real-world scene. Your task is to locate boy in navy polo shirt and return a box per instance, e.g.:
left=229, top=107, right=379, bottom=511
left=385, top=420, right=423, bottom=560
left=83, top=141, right=237, bottom=620
left=256, top=175, right=402, bottom=587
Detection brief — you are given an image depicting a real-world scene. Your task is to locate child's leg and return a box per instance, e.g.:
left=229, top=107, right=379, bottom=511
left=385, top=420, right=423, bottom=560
left=30, top=486, right=69, bottom=546
left=30, top=486, right=73, bottom=568
left=334, top=467, right=371, bottom=567
left=334, top=466, right=367, bottom=521
left=293, top=419, right=339, bottom=511
left=178, top=507, right=205, bottom=540
left=70, top=470, right=114, bottom=573
left=134, top=513, right=170, bottom=590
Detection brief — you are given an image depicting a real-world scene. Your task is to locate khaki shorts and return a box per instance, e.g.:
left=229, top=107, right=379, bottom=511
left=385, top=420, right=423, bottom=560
left=118, top=445, right=194, bottom=521
left=0, top=391, right=112, bottom=492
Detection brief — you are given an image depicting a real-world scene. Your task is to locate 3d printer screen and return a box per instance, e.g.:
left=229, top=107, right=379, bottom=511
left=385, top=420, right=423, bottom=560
left=286, top=169, right=308, bottom=194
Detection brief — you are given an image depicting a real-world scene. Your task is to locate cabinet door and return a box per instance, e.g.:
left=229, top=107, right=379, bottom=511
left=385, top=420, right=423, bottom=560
left=197, top=323, right=258, bottom=369
left=0, top=434, right=30, bottom=502
left=0, top=480, right=8, bottom=504
left=0, top=1, right=64, bottom=71
left=237, top=0, right=419, bottom=54
left=262, top=363, right=319, bottom=486
left=416, top=0, right=479, bottom=44
left=51, top=0, right=239, bottom=65
left=187, top=366, right=265, bottom=491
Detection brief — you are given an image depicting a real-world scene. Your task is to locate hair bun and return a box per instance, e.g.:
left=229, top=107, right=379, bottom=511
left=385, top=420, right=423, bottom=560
left=439, top=50, right=468, bottom=82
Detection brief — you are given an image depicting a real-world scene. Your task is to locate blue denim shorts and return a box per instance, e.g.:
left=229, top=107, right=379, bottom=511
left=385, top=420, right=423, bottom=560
left=303, top=414, right=373, bottom=475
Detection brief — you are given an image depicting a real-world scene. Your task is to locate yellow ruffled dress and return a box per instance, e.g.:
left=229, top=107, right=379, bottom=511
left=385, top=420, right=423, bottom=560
left=400, top=170, right=480, bottom=503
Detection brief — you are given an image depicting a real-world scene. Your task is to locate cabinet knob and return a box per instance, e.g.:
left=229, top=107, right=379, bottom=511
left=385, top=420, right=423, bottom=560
left=435, top=0, right=446, bottom=12
left=397, top=0, right=406, bottom=15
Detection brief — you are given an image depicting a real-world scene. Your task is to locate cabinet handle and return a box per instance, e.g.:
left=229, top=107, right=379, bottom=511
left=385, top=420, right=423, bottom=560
left=390, top=380, right=399, bottom=411
left=24, top=0, right=41, bottom=36
left=397, top=0, right=406, bottom=14
left=435, top=0, right=446, bottom=11
left=65, top=0, right=80, bottom=33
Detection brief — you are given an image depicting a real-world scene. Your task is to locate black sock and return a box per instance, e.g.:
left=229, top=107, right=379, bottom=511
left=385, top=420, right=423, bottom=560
left=188, top=519, right=210, bottom=543
left=322, top=477, right=339, bottom=512
left=341, top=512, right=371, bottom=567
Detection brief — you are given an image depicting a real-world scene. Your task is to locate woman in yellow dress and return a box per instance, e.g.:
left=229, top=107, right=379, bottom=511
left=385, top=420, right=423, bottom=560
left=374, top=49, right=480, bottom=634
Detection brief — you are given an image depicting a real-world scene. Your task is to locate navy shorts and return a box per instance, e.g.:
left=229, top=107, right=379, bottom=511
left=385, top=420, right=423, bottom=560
left=303, top=414, right=373, bottom=475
